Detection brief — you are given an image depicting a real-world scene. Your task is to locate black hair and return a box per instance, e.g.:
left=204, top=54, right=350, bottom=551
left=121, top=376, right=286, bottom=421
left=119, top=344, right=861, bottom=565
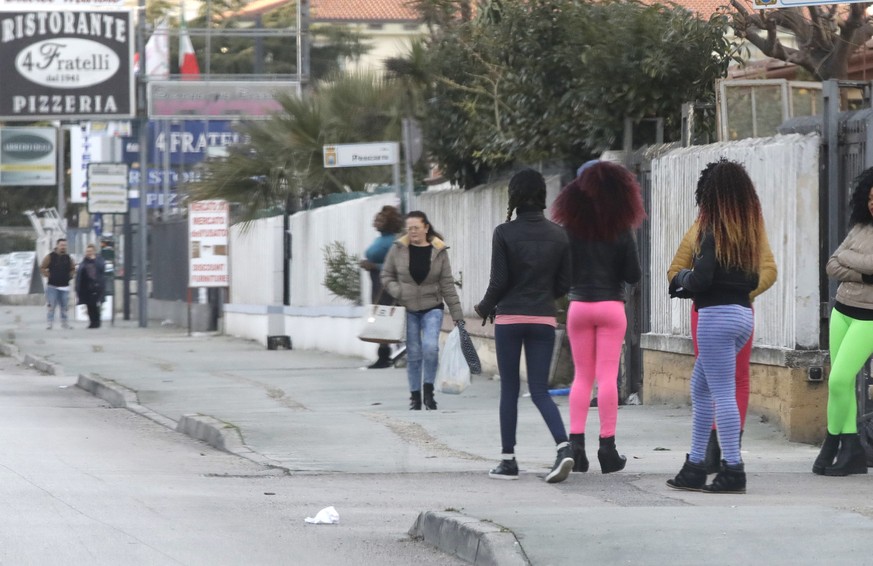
left=694, top=159, right=724, bottom=206
left=57, top=238, right=67, bottom=244
left=849, top=167, right=873, bottom=226
left=406, top=210, right=444, bottom=241
left=506, top=168, right=547, bottom=222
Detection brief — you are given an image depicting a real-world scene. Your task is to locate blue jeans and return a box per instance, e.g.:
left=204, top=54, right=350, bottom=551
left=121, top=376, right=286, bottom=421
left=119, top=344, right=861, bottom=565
left=406, top=308, right=444, bottom=392
left=495, top=323, right=568, bottom=455
left=45, top=286, right=70, bottom=325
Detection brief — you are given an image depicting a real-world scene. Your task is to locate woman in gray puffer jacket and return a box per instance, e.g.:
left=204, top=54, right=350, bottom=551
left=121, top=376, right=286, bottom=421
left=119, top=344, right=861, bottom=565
left=813, top=166, right=873, bottom=477
left=382, top=211, right=464, bottom=410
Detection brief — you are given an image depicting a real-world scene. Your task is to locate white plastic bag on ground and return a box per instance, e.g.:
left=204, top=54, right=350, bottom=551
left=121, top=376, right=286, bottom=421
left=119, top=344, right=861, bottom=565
left=436, top=328, right=471, bottom=394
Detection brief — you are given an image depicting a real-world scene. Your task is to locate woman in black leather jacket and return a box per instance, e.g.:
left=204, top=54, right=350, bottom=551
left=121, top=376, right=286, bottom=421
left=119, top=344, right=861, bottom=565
left=475, top=168, right=574, bottom=483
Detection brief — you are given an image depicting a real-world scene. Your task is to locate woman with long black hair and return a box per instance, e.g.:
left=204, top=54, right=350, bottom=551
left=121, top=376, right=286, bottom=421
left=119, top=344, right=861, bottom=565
left=813, top=166, right=873, bottom=477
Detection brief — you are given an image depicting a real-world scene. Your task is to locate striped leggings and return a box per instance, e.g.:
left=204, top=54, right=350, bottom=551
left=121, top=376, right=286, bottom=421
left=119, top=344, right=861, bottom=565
left=690, top=305, right=754, bottom=466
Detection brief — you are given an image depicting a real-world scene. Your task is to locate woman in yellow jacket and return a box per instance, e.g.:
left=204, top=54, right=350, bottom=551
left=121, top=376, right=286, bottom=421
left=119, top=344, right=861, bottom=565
left=667, top=161, right=777, bottom=472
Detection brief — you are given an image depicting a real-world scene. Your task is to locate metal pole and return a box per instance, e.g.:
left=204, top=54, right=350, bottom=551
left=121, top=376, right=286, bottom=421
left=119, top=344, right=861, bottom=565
left=162, top=120, right=170, bottom=219
left=137, top=0, right=149, bottom=327
left=393, top=161, right=403, bottom=214
left=56, top=125, right=65, bottom=226
left=402, top=119, right=414, bottom=213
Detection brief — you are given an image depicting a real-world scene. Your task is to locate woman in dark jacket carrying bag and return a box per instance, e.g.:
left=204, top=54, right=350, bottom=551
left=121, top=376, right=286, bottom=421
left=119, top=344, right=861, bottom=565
left=76, top=244, right=106, bottom=329
left=475, top=169, right=574, bottom=483
left=382, top=211, right=464, bottom=410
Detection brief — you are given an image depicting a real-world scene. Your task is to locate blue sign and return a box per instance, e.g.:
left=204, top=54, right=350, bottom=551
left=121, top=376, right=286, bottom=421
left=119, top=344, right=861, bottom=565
left=92, top=213, right=103, bottom=236
left=128, top=191, right=182, bottom=209
left=122, top=120, right=244, bottom=166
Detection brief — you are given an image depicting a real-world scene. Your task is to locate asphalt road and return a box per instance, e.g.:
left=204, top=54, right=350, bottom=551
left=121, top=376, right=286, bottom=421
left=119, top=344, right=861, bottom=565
left=0, top=353, right=465, bottom=566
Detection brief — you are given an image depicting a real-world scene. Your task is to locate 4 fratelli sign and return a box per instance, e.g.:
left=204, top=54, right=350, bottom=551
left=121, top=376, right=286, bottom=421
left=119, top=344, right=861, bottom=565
left=0, top=10, right=135, bottom=120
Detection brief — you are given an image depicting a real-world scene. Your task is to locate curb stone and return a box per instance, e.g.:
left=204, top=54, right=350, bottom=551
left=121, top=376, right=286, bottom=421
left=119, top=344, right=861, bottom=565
left=409, top=511, right=529, bottom=566
left=176, top=414, right=286, bottom=469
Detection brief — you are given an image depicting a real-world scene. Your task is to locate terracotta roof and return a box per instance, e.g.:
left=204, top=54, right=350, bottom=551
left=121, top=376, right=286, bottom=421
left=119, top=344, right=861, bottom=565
left=311, top=0, right=420, bottom=22
left=641, top=0, right=753, bottom=18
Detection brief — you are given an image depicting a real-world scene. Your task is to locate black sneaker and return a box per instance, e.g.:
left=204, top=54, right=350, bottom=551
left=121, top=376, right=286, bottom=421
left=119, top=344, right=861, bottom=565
left=367, top=359, right=392, bottom=369
left=489, top=458, right=519, bottom=480
left=546, top=445, right=574, bottom=484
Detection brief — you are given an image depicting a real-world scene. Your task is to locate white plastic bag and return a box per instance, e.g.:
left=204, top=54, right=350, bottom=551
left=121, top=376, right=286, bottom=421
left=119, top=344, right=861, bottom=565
left=435, top=328, right=471, bottom=394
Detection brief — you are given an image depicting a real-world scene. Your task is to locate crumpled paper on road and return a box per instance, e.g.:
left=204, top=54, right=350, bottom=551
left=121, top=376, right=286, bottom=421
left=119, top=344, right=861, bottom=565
left=305, top=506, right=339, bottom=524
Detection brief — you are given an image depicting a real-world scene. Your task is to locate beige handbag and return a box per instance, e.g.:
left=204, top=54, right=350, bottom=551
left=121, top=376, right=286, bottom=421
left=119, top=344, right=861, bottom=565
left=358, top=304, right=406, bottom=344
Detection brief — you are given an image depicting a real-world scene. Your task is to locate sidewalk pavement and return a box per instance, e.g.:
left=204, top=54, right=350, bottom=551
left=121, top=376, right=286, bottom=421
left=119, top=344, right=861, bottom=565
left=1, top=305, right=872, bottom=566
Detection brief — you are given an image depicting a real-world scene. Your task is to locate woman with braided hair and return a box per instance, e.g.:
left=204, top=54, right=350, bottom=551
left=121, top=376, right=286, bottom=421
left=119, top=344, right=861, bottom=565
left=552, top=160, right=645, bottom=474
left=475, top=168, right=574, bottom=483
left=666, top=160, right=762, bottom=493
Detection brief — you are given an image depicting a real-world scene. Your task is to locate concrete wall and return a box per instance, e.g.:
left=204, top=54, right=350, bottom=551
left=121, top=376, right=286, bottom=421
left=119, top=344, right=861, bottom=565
left=642, top=345, right=828, bottom=444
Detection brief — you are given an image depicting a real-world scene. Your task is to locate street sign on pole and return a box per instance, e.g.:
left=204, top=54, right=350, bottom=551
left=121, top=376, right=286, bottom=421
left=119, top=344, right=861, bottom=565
left=322, top=142, right=399, bottom=168
left=87, top=163, right=129, bottom=214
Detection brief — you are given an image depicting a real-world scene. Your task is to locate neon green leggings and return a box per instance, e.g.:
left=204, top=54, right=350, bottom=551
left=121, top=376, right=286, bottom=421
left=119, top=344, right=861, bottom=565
left=827, top=309, right=873, bottom=434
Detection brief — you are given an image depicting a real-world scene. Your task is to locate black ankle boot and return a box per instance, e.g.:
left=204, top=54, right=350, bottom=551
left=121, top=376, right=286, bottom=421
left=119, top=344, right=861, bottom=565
left=409, top=391, right=422, bottom=410
left=812, top=433, right=841, bottom=475
left=667, top=455, right=708, bottom=491
left=704, top=429, right=721, bottom=474
left=570, top=433, right=589, bottom=473
left=703, top=460, right=746, bottom=493
left=597, top=436, right=626, bottom=474
left=423, top=383, right=438, bottom=410
left=825, top=433, right=868, bottom=476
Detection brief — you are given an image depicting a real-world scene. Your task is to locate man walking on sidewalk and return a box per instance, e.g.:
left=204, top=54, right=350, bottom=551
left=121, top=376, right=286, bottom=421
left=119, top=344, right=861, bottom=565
left=40, top=238, right=76, bottom=330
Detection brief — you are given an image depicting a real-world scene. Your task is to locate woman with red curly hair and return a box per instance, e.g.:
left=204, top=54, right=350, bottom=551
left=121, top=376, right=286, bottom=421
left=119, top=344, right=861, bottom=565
left=552, top=160, right=646, bottom=474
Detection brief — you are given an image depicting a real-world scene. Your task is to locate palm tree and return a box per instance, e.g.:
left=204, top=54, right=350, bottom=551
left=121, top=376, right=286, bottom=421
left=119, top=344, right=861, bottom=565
left=187, top=72, right=404, bottom=222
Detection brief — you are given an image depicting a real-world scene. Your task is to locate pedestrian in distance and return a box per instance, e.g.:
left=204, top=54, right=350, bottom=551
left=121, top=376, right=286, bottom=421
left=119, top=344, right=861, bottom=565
left=666, top=160, right=763, bottom=494
left=812, top=166, right=873, bottom=477
left=552, top=160, right=646, bottom=474
left=381, top=211, right=465, bottom=411
left=667, top=161, right=778, bottom=473
left=76, top=244, right=106, bottom=329
left=360, top=205, right=404, bottom=369
left=475, top=168, right=574, bottom=483
left=40, top=237, right=76, bottom=330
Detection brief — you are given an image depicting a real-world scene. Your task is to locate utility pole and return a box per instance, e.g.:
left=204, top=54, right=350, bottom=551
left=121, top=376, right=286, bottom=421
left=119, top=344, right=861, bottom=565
left=137, top=0, right=149, bottom=327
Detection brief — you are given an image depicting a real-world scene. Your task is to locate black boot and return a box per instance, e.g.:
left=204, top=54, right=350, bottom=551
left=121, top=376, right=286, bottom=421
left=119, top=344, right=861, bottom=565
left=368, top=345, right=393, bottom=369
left=423, top=383, right=438, bottom=410
left=703, top=460, right=746, bottom=494
left=597, top=436, right=626, bottom=474
left=409, top=391, right=422, bottom=410
left=570, top=433, right=589, bottom=473
left=666, top=455, right=708, bottom=491
left=704, top=429, right=721, bottom=474
left=825, top=433, right=868, bottom=476
left=812, top=433, right=841, bottom=475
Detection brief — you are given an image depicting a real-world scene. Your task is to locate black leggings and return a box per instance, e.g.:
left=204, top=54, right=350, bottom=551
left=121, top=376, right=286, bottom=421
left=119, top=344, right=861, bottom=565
left=495, top=323, right=568, bottom=455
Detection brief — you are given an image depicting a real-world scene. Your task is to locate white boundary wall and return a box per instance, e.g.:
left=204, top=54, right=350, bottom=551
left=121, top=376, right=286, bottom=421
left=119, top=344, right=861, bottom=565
left=646, top=133, right=821, bottom=352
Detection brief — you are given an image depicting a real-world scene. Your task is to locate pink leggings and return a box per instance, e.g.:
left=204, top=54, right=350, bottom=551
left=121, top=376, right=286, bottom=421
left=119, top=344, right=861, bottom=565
left=567, top=301, right=627, bottom=437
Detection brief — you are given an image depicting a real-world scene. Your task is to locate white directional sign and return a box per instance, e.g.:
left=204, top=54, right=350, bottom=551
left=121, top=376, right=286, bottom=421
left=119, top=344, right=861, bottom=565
left=323, top=142, right=399, bottom=168
left=87, top=162, right=129, bottom=214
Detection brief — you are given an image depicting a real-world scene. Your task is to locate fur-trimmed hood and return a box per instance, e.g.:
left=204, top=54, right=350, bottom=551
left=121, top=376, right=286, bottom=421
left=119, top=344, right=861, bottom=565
left=394, top=235, right=448, bottom=251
